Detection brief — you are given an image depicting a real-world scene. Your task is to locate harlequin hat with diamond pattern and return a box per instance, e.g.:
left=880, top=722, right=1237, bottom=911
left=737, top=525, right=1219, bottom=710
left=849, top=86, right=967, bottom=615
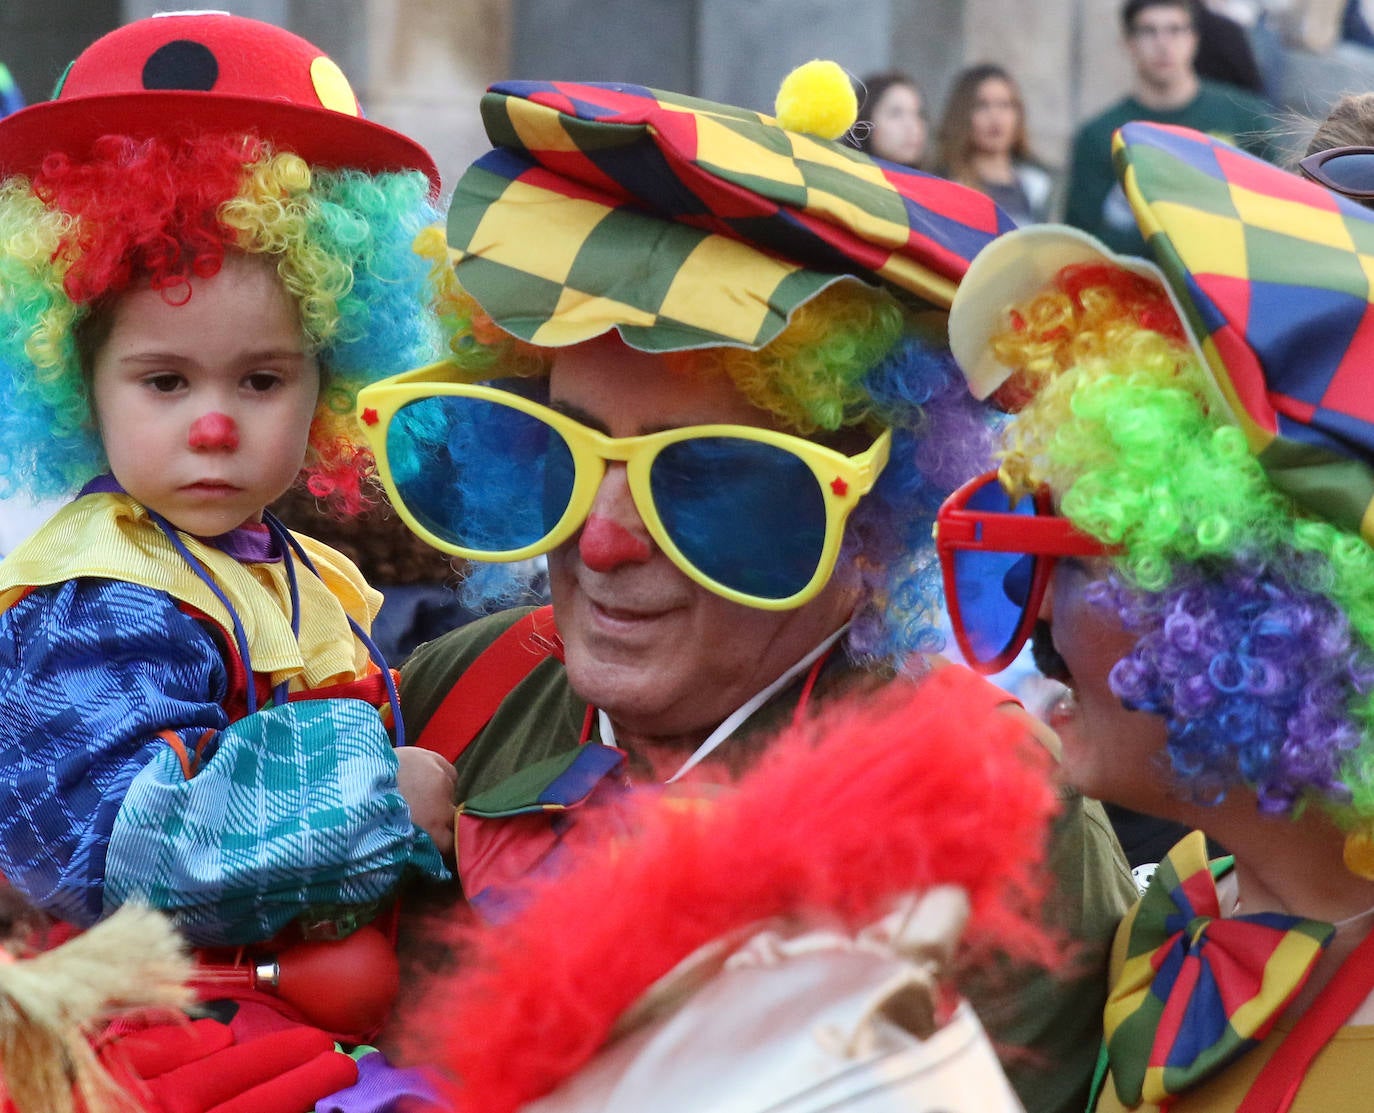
left=0, top=11, right=439, bottom=195
left=1116, top=120, right=1374, bottom=545
left=443, top=76, right=1014, bottom=354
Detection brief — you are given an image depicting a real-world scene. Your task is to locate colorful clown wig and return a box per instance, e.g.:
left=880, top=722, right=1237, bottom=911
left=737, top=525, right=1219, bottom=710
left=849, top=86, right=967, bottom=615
left=410, top=237, right=996, bottom=663
left=985, top=258, right=1374, bottom=831
left=0, top=130, right=441, bottom=512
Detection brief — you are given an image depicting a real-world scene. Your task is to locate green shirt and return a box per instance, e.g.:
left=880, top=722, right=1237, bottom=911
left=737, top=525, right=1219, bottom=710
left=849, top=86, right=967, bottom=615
left=1064, top=82, right=1276, bottom=256
left=400, top=607, right=1138, bottom=1113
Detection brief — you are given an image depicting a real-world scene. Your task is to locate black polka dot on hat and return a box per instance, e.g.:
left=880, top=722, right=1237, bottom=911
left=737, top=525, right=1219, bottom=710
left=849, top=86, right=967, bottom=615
left=141, top=40, right=219, bottom=91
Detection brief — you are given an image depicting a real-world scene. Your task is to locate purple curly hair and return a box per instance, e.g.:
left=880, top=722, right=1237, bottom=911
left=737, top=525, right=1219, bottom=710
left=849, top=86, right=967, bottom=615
left=1093, top=556, right=1374, bottom=813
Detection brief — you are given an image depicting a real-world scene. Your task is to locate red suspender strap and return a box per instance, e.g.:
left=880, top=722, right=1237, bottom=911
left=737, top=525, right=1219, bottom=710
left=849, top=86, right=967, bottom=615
left=413, top=605, right=563, bottom=764
left=1236, top=924, right=1374, bottom=1113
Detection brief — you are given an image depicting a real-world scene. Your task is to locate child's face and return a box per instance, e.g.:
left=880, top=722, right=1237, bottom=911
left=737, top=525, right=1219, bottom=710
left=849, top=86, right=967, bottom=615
left=91, top=253, right=320, bottom=537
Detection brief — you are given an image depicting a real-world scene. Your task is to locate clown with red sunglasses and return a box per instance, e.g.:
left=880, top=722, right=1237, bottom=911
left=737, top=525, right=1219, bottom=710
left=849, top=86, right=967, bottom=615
left=939, top=119, right=1374, bottom=1112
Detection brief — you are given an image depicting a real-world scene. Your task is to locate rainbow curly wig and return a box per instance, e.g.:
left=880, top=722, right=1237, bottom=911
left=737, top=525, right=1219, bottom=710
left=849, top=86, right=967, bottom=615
left=993, top=262, right=1374, bottom=828
left=0, top=131, right=441, bottom=512
left=402, top=238, right=995, bottom=663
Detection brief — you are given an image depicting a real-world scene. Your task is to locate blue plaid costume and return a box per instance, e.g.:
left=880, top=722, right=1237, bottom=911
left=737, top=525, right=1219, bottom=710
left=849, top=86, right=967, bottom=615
left=0, top=492, right=447, bottom=946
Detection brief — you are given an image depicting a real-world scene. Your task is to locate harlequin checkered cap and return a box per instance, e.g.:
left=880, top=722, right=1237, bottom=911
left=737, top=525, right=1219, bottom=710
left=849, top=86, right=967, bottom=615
left=1117, top=121, right=1374, bottom=544
left=0, top=11, right=439, bottom=195
left=444, top=79, right=1014, bottom=353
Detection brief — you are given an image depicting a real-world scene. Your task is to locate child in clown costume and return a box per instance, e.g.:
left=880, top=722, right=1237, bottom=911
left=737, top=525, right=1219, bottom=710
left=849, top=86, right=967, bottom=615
left=0, top=10, right=453, bottom=1059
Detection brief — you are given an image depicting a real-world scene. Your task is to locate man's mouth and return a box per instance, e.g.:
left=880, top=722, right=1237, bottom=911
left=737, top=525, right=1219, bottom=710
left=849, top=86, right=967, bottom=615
left=588, top=598, right=667, bottom=623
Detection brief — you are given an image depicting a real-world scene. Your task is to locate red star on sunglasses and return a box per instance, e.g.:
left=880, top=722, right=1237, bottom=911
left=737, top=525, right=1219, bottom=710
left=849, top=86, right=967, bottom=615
left=830, top=476, right=848, bottom=496
left=361, top=407, right=379, bottom=426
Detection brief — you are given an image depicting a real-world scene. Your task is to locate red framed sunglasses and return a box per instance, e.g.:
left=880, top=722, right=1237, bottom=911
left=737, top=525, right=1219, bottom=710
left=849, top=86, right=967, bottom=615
left=936, top=470, right=1115, bottom=673
left=1298, top=146, right=1374, bottom=204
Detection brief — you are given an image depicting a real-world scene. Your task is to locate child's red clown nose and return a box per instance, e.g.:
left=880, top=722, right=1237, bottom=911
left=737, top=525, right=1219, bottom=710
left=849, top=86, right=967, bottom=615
left=188, top=411, right=240, bottom=451
left=579, top=513, right=651, bottom=570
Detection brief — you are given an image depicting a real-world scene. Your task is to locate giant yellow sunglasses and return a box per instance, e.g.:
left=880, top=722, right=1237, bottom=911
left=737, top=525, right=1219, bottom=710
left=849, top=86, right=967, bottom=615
left=357, top=362, right=892, bottom=610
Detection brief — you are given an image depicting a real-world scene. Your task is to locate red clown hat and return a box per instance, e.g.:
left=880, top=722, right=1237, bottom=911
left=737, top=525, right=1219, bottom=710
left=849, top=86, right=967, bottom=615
left=0, top=11, right=439, bottom=195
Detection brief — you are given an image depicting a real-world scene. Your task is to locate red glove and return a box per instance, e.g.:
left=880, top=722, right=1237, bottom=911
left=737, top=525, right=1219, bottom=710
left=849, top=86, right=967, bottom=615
left=94, top=1015, right=358, bottom=1113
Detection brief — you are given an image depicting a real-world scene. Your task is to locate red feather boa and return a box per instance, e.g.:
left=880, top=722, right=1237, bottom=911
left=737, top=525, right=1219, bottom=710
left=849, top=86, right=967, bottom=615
left=405, top=665, right=1061, bottom=1112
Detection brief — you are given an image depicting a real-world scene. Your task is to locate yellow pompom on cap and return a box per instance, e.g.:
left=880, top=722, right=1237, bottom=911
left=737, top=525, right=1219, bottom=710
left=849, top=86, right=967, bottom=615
left=773, top=59, right=858, bottom=141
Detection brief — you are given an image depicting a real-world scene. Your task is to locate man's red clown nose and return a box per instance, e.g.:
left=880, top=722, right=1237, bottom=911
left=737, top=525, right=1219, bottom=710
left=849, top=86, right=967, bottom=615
left=188, top=411, right=240, bottom=451
left=579, top=513, right=652, bottom=570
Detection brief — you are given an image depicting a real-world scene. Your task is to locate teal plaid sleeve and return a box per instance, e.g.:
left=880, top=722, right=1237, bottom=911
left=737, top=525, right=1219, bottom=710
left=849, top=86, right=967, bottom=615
left=105, top=699, right=449, bottom=946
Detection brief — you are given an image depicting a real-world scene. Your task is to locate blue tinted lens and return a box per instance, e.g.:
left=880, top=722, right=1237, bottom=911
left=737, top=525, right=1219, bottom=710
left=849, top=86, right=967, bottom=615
left=387, top=395, right=571, bottom=553
left=952, top=481, right=1037, bottom=663
left=543, top=430, right=576, bottom=538
left=1002, top=554, right=1034, bottom=607
left=1323, top=151, right=1374, bottom=193
left=651, top=437, right=824, bottom=600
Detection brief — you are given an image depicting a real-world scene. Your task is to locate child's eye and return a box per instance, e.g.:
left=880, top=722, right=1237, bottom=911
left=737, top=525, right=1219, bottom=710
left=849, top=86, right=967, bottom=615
left=244, top=371, right=283, bottom=392
left=143, top=373, right=185, bottom=393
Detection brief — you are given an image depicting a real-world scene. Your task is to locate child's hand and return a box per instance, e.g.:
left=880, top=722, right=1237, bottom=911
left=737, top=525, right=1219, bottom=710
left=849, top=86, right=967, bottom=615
left=396, top=747, right=458, bottom=861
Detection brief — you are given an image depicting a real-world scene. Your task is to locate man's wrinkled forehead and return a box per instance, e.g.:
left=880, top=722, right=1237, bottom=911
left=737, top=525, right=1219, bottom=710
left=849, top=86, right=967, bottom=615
left=546, top=333, right=795, bottom=436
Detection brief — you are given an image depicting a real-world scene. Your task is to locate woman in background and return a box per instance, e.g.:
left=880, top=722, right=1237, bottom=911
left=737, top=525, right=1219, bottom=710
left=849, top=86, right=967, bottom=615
left=846, top=71, right=929, bottom=168
left=937, top=63, right=1053, bottom=226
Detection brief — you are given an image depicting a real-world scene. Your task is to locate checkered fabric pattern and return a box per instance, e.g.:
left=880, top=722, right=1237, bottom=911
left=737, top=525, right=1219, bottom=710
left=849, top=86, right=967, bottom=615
left=0, top=576, right=446, bottom=947
left=1116, top=121, right=1374, bottom=543
left=1102, top=831, right=1333, bottom=1105
left=108, top=695, right=444, bottom=946
left=447, top=80, right=1014, bottom=353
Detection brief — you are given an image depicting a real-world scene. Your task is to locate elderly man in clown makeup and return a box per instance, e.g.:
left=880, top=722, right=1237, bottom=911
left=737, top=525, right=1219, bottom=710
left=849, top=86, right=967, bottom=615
left=937, top=122, right=1374, bottom=1110
left=363, top=66, right=1136, bottom=1113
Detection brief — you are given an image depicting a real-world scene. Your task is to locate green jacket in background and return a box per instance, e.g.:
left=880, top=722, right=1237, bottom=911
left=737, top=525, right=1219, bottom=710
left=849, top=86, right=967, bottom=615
left=1064, top=81, right=1277, bottom=256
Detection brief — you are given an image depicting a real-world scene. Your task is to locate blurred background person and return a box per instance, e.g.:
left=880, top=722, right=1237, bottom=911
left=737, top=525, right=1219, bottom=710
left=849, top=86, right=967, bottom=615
left=1195, top=0, right=1269, bottom=95
left=1064, top=0, right=1276, bottom=255
left=936, top=63, right=1054, bottom=226
left=844, top=70, right=929, bottom=168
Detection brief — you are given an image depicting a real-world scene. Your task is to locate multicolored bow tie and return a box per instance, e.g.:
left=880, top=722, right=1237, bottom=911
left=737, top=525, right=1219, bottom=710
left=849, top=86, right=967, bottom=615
left=1103, top=831, right=1335, bottom=1106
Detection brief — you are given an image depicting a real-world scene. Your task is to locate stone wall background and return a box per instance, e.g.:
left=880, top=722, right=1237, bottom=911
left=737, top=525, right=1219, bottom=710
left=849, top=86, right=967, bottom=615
left=3, top=0, right=1368, bottom=198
